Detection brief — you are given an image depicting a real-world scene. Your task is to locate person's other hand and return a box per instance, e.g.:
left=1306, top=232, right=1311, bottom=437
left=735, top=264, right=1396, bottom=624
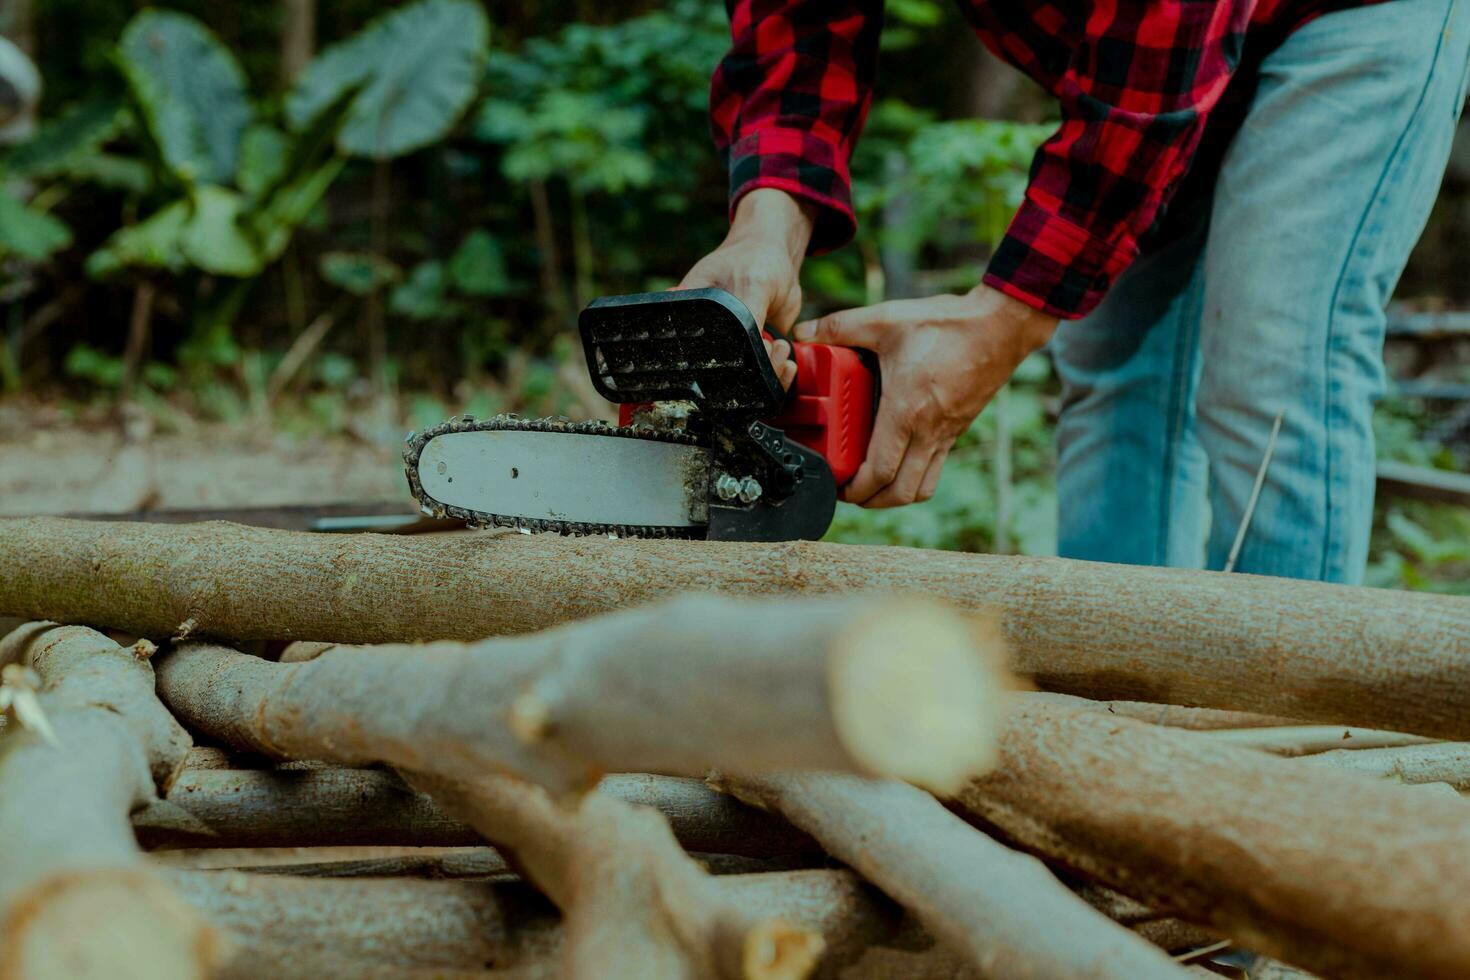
left=679, top=188, right=816, bottom=389
left=793, top=285, right=1058, bottom=507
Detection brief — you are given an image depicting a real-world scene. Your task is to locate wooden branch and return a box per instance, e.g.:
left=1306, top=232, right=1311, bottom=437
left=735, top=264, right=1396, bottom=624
left=166, top=868, right=977, bottom=979
left=4, top=517, right=1468, bottom=737
left=1067, top=882, right=1220, bottom=952
left=722, top=772, right=1188, bottom=979
left=1028, top=693, right=1299, bottom=730
left=134, top=766, right=816, bottom=857
left=154, top=595, right=1009, bottom=794
left=1200, top=726, right=1434, bottom=756
left=957, top=695, right=1470, bottom=979
left=0, top=623, right=220, bottom=978
left=165, top=869, right=561, bottom=972
left=404, top=770, right=822, bottom=980
left=149, top=845, right=509, bottom=879
left=218, top=945, right=508, bottom=980
left=1299, top=742, right=1470, bottom=788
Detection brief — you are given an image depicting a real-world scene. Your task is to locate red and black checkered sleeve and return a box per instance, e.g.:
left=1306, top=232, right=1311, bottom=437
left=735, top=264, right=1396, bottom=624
left=710, top=0, right=883, bottom=255
left=983, top=0, right=1256, bottom=319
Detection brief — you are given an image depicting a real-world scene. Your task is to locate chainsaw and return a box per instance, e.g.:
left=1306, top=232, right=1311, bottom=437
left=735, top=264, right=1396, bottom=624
left=403, top=287, right=877, bottom=541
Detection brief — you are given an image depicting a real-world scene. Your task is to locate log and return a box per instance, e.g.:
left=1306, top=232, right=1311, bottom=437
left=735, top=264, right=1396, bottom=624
left=1299, top=742, right=1470, bottom=788
left=134, top=766, right=816, bottom=857
left=4, top=517, right=1468, bottom=737
left=218, top=945, right=513, bottom=980
left=722, top=772, right=1188, bottom=979
left=0, top=623, right=220, bottom=979
left=165, top=869, right=561, bottom=972
left=403, top=770, right=822, bottom=980
left=1028, top=693, right=1299, bottom=730
left=1067, top=883, right=1220, bottom=952
left=153, top=595, right=1007, bottom=794
left=956, top=696, right=1470, bottom=979
left=1199, top=726, right=1435, bottom=756
left=149, top=845, right=510, bottom=878
left=165, top=868, right=976, bottom=980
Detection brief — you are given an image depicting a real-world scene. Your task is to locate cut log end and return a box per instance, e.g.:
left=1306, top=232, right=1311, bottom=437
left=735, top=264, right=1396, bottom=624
left=0, top=869, right=221, bottom=980
left=741, top=919, right=825, bottom=980
left=828, top=602, right=1009, bottom=794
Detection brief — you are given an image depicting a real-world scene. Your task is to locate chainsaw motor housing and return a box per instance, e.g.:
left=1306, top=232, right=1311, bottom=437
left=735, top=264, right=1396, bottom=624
left=579, top=288, right=877, bottom=542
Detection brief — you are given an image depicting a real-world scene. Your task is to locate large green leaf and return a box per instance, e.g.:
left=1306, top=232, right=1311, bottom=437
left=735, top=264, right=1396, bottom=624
left=448, top=229, right=510, bottom=296
left=85, top=187, right=264, bottom=279
left=182, top=186, right=263, bottom=277
left=2, top=98, right=126, bottom=179
left=255, top=153, right=347, bottom=262
left=238, top=124, right=291, bottom=201
left=118, top=10, right=252, bottom=184
left=0, top=193, right=73, bottom=261
left=86, top=200, right=190, bottom=279
left=320, top=251, right=402, bottom=296
left=286, top=0, right=489, bottom=160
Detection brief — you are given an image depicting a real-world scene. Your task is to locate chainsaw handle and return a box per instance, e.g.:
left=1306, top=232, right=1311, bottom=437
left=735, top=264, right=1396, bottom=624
left=770, top=340, right=877, bottom=487
left=588, top=287, right=876, bottom=487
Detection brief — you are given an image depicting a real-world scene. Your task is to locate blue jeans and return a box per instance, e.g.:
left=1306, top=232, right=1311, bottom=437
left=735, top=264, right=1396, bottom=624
left=1052, top=0, right=1470, bottom=583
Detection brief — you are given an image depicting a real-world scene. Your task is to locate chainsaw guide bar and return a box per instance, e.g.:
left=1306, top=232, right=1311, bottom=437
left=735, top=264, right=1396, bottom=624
left=404, top=414, right=710, bottom=538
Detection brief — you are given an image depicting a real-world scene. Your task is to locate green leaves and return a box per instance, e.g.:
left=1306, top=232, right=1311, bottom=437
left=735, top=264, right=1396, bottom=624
left=320, top=252, right=402, bottom=296
left=117, top=11, right=252, bottom=185
left=286, top=0, right=489, bottom=160
left=182, top=186, right=261, bottom=277
left=86, top=199, right=190, bottom=278
left=88, top=186, right=264, bottom=279
left=0, top=194, right=73, bottom=261
left=448, top=230, right=511, bottom=296
left=2, top=98, right=126, bottom=180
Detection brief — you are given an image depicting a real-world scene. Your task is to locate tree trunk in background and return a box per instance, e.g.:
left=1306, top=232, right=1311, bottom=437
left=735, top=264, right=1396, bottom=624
left=120, top=280, right=156, bottom=399
left=3, top=0, right=36, bottom=58
left=959, top=33, right=1035, bottom=122
left=279, top=0, right=315, bottom=88
left=529, top=178, right=571, bottom=327
left=366, top=158, right=390, bottom=402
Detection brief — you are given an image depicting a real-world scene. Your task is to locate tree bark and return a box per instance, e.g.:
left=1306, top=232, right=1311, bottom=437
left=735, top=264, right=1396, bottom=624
left=1067, top=883, right=1220, bottom=952
left=278, top=0, right=315, bottom=88
left=153, top=596, right=1008, bottom=794
left=165, top=868, right=978, bottom=980
left=1199, top=725, right=1434, bottom=756
left=0, top=623, right=220, bottom=979
left=1028, top=693, right=1300, bottom=730
left=3, top=518, right=1467, bottom=738
left=134, top=765, right=816, bottom=857
left=1298, top=741, right=1470, bottom=788
left=403, top=771, right=823, bottom=980
left=956, top=696, right=1470, bottom=979
left=723, top=772, right=1188, bottom=979
left=149, top=845, right=509, bottom=879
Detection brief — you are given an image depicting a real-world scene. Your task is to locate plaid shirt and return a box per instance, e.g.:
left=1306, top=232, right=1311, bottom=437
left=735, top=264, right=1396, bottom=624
left=710, top=0, right=1376, bottom=318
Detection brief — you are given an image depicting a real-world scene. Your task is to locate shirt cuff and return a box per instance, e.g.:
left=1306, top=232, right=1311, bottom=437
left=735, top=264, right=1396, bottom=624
left=726, top=127, right=857, bottom=256
left=982, top=197, right=1137, bottom=319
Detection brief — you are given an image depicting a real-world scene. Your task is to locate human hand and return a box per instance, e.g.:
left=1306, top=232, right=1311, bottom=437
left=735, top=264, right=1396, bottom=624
left=679, top=188, right=816, bottom=389
left=793, top=285, right=1058, bottom=507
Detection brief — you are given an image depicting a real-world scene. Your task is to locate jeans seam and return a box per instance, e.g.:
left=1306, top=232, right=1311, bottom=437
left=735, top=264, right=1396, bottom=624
left=1319, top=0, right=1456, bottom=580
left=1158, top=281, right=1201, bottom=564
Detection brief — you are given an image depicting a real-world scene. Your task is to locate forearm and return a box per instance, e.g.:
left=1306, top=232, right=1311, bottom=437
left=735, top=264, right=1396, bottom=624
left=724, top=189, right=818, bottom=266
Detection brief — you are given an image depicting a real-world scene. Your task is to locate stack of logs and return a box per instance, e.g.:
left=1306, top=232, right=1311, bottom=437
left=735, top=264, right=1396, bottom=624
left=2, top=516, right=1470, bottom=979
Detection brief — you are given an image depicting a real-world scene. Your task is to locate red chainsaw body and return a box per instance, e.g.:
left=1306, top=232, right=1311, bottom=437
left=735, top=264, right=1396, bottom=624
left=617, top=340, right=873, bottom=486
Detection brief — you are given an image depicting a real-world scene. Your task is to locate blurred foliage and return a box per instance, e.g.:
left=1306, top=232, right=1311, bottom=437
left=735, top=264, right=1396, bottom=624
left=1, top=0, right=1467, bottom=589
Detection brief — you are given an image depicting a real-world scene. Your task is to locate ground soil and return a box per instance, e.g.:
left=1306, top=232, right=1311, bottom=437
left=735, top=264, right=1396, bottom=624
left=0, top=401, right=402, bottom=517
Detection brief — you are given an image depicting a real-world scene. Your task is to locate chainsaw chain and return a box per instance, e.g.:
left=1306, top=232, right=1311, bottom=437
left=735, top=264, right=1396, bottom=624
left=403, top=414, right=707, bottom=539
